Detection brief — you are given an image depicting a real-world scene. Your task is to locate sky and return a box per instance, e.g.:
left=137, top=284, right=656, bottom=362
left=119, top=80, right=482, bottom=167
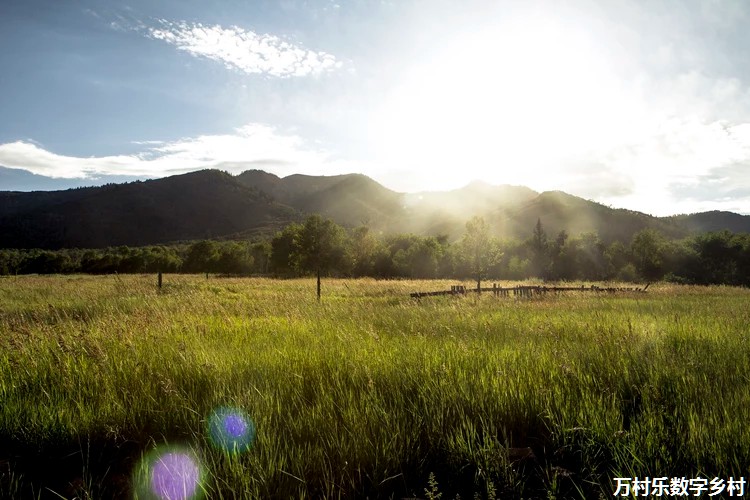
left=1, top=0, right=749, bottom=216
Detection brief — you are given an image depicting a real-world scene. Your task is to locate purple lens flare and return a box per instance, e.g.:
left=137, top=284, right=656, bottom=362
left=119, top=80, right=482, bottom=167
left=132, top=446, right=204, bottom=500
left=150, top=452, right=200, bottom=500
left=208, top=407, right=256, bottom=453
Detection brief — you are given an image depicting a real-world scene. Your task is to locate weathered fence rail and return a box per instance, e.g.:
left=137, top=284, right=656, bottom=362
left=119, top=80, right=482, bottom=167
left=411, top=283, right=649, bottom=299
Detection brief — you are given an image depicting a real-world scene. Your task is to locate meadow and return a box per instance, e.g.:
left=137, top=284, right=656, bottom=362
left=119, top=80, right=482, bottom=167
left=1, top=275, right=749, bottom=499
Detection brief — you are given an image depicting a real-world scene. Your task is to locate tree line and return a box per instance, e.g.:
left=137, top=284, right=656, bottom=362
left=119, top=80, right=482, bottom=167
left=1, top=215, right=749, bottom=287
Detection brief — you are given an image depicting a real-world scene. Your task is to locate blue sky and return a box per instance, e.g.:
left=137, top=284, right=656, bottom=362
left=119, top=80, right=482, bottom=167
left=1, top=0, right=750, bottom=216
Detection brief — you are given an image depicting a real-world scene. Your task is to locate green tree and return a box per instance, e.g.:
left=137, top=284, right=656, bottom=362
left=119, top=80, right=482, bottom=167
left=692, top=231, right=742, bottom=285
left=183, top=240, right=220, bottom=273
left=577, top=232, right=607, bottom=280
left=143, top=246, right=182, bottom=273
left=117, top=247, right=146, bottom=273
left=216, top=242, right=253, bottom=275
left=734, top=233, right=750, bottom=287
left=385, top=234, right=445, bottom=279
left=385, top=234, right=421, bottom=277
left=270, top=223, right=303, bottom=276
left=435, top=234, right=455, bottom=278
left=250, top=241, right=272, bottom=274
left=0, top=250, right=20, bottom=275
left=350, top=226, right=379, bottom=277
left=405, top=237, right=443, bottom=278
left=553, top=238, right=580, bottom=281
left=80, top=250, right=122, bottom=274
left=507, top=255, right=531, bottom=279
left=529, top=218, right=551, bottom=279
left=297, top=215, right=348, bottom=300
left=459, top=216, right=500, bottom=291
left=549, top=230, right=570, bottom=280
left=19, top=250, right=72, bottom=274
left=372, top=247, right=396, bottom=278
left=631, top=229, right=665, bottom=281
left=605, top=240, right=630, bottom=279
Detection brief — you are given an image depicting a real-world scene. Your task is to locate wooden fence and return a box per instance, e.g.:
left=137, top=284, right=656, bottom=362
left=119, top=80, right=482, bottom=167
left=411, top=283, right=649, bottom=299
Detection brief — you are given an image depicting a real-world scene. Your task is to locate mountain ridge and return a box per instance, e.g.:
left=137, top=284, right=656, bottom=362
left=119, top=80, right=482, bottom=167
left=1, top=167, right=748, bottom=249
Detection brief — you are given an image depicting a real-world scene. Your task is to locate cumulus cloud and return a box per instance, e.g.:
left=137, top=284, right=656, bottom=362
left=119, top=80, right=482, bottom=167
left=570, top=117, right=750, bottom=216
left=146, top=20, right=342, bottom=77
left=669, top=161, right=750, bottom=212
left=0, top=142, right=140, bottom=179
left=0, top=124, right=340, bottom=180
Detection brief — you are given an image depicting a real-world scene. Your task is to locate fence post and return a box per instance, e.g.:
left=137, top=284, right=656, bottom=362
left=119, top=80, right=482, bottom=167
left=158, top=271, right=162, bottom=289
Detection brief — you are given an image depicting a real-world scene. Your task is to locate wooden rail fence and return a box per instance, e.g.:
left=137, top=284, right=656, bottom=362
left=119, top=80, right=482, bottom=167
left=411, top=283, right=649, bottom=299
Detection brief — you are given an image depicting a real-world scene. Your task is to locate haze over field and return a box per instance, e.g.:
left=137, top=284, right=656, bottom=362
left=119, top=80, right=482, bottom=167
left=1, top=0, right=750, bottom=216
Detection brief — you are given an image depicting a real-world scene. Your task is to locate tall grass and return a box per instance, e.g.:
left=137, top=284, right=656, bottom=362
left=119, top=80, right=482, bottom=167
left=1, top=275, right=749, bottom=498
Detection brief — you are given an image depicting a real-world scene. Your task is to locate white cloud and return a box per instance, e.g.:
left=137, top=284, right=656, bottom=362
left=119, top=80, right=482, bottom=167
left=131, top=140, right=165, bottom=145
left=0, top=124, right=345, bottom=180
left=0, top=142, right=140, bottom=179
left=146, top=21, right=342, bottom=77
left=552, top=116, right=750, bottom=216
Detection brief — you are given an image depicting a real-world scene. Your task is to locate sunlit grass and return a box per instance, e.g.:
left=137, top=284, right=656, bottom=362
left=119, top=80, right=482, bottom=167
left=1, top=275, right=749, bottom=498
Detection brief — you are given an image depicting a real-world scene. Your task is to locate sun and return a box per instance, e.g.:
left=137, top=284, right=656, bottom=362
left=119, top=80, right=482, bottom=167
left=372, top=14, right=628, bottom=190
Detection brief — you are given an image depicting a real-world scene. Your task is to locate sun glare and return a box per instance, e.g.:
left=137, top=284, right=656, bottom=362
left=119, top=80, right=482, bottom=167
left=374, top=13, right=632, bottom=190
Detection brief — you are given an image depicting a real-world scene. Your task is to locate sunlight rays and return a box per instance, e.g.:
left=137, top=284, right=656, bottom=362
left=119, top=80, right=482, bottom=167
left=372, top=13, right=638, bottom=190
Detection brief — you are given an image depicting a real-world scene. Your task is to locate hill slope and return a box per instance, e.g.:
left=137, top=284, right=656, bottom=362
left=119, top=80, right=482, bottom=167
left=0, top=170, right=296, bottom=248
left=497, top=191, right=687, bottom=242
left=1, top=168, right=749, bottom=249
left=236, top=171, right=404, bottom=228
left=668, top=211, right=750, bottom=234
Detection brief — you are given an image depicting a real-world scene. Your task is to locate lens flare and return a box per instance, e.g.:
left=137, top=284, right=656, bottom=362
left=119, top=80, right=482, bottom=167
left=151, top=452, right=200, bottom=500
left=208, top=407, right=256, bottom=453
left=132, top=446, right=204, bottom=500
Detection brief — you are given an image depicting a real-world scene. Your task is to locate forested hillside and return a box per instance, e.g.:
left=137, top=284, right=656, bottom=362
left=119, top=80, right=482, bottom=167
left=1, top=169, right=749, bottom=250
left=0, top=170, right=297, bottom=248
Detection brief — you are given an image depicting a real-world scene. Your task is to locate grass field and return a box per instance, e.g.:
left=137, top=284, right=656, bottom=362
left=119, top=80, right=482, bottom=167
left=1, top=275, right=749, bottom=499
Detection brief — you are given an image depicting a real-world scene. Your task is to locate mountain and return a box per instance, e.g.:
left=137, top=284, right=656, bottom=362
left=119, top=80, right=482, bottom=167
left=496, top=191, right=687, bottom=242
left=398, top=181, right=539, bottom=237
left=1, top=168, right=749, bottom=249
left=236, top=170, right=403, bottom=228
left=669, top=211, right=750, bottom=234
left=234, top=169, right=282, bottom=195
left=235, top=172, right=540, bottom=237
left=0, top=170, right=296, bottom=248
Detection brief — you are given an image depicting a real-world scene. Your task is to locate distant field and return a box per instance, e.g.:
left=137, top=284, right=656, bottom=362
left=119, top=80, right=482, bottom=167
left=1, top=276, right=749, bottom=499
